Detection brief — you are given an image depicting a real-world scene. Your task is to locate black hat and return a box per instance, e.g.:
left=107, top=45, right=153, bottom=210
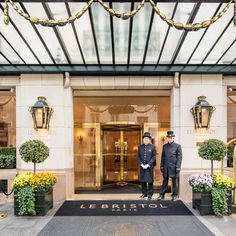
left=166, top=131, right=175, bottom=138
left=143, top=132, right=152, bottom=139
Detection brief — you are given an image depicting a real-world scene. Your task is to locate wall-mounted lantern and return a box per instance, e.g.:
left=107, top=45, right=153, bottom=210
left=29, top=96, right=53, bottom=130
left=190, top=96, right=215, bottom=129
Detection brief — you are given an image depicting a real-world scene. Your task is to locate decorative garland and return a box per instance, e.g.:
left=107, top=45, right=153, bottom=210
left=3, top=0, right=235, bottom=30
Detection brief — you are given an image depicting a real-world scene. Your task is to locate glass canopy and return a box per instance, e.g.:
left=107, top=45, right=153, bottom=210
left=0, top=0, right=235, bottom=74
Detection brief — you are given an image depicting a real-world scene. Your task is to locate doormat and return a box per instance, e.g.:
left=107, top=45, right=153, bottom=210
left=54, top=200, right=193, bottom=216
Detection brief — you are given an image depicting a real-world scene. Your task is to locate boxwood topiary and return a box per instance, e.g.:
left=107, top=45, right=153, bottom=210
left=19, top=140, right=49, bottom=173
left=198, top=139, right=227, bottom=175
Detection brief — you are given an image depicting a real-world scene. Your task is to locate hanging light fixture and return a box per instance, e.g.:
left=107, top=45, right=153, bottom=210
left=29, top=97, right=53, bottom=130
left=190, top=96, right=215, bottom=129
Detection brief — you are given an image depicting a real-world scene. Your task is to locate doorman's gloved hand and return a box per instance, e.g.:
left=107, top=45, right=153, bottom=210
left=144, top=164, right=150, bottom=169
left=141, top=164, right=148, bottom=169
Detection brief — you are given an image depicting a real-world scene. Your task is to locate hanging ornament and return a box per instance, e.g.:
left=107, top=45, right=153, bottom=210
left=3, top=0, right=9, bottom=25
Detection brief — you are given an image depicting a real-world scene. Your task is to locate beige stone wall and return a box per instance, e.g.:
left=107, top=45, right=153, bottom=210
left=1, top=74, right=236, bottom=202
left=171, top=74, right=228, bottom=201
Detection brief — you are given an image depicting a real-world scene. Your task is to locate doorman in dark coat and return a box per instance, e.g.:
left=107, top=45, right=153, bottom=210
left=138, top=132, right=156, bottom=200
left=157, top=131, right=182, bottom=201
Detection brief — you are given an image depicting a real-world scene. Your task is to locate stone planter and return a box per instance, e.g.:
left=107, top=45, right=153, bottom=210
left=14, top=189, right=53, bottom=216
left=192, top=189, right=232, bottom=215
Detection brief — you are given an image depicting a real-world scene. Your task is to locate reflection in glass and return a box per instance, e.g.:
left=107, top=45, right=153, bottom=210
left=130, top=3, right=152, bottom=64
left=113, top=3, right=130, bottom=63
left=23, top=3, right=67, bottom=64
left=74, top=96, right=170, bottom=125
left=0, top=92, right=16, bottom=147
left=174, top=3, right=219, bottom=64
left=189, top=3, right=232, bottom=64
left=74, top=127, right=96, bottom=188
left=103, top=129, right=140, bottom=184
left=159, top=3, right=194, bottom=64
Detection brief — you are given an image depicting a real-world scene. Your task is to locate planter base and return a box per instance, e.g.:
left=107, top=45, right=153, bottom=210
left=192, top=190, right=232, bottom=216
left=14, top=189, right=53, bottom=216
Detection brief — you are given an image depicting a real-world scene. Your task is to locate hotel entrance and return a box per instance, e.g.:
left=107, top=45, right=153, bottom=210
left=102, top=124, right=141, bottom=186
left=73, top=94, right=170, bottom=192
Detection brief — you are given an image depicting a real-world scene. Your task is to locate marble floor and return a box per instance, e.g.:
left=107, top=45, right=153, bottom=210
left=0, top=194, right=235, bottom=236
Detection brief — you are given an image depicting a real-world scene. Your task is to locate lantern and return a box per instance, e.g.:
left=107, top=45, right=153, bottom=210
left=190, top=96, right=215, bottom=129
left=29, top=97, right=53, bottom=130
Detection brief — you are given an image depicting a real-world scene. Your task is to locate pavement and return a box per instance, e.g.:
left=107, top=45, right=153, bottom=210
left=0, top=194, right=235, bottom=236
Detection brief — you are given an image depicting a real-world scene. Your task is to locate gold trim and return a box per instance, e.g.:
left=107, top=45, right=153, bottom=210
left=4, top=0, right=233, bottom=30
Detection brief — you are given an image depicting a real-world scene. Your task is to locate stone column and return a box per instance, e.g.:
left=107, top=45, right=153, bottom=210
left=171, top=74, right=227, bottom=202
left=16, top=74, right=73, bottom=200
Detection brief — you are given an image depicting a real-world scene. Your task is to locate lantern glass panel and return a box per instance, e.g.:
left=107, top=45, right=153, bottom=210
left=35, top=108, right=43, bottom=128
left=201, top=108, right=209, bottom=127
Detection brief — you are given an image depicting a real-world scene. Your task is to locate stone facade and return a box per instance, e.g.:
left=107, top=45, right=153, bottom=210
left=0, top=74, right=235, bottom=202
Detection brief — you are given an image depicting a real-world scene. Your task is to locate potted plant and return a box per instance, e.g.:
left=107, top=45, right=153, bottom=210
left=188, top=138, right=232, bottom=216
left=13, top=172, right=57, bottom=216
left=188, top=173, right=232, bottom=215
left=13, top=140, right=57, bottom=216
left=188, top=173, right=214, bottom=215
left=0, top=147, right=16, bottom=169
left=198, top=139, right=227, bottom=175
left=211, top=173, right=233, bottom=216
left=19, top=140, right=49, bottom=174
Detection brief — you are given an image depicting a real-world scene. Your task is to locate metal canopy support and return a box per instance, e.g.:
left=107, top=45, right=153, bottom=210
left=0, top=64, right=236, bottom=75
left=19, top=2, right=56, bottom=64
left=170, top=1, right=202, bottom=64
left=65, top=2, right=86, bottom=65
left=216, top=39, right=236, bottom=64
left=127, top=1, right=135, bottom=65
left=201, top=17, right=234, bottom=64
left=42, top=2, right=71, bottom=64
left=0, top=52, right=11, bottom=64
left=231, top=58, right=236, bottom=64
left=109, top=1, right=115, bottom=64
left=88, top=7, right=100, bottom=65
left=142, top=8, right=155, bottom=65
left=156, top=2, right=178, bottom=65
left=186, top=3, right=222, bottom=64
left=0, top=32, right=26, bottom=64
left=0, top=4, right=41, bottom=64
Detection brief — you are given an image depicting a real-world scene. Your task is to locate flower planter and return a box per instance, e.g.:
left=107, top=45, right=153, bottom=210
left=0, top=161, right=16, bottom=169
left=192, top=190, right=232, bottom=215
left=14, top=189, right=53, bottom=216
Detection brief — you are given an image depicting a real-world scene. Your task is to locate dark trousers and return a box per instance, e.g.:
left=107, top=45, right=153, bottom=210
left=141, top=182, right=154, bottom=196
left=160, top=174, right=178, bottom=197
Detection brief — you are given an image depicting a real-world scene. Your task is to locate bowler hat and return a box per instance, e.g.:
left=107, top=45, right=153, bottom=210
left=166, top=131, right=175, bottom=137
left=143, top=132, right=152, bottom=139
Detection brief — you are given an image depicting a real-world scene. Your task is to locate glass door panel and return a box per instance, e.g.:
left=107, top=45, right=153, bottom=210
left=123, top=130, right=140, bottom=182
left=74, top=123, right=100, bottom=189
left=103, top=126, right=140, bottom=185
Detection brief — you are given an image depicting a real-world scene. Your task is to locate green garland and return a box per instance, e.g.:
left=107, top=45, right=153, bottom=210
left=211, top=187, right=228, bottom=216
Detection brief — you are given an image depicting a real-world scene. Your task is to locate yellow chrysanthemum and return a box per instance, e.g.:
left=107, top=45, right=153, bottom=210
left=12, top=172, right=57, bottom=191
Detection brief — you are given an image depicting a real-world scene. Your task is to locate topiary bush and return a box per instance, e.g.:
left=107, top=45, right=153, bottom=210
left=198, top=139, right=227, bottom=175
left=19, top=140, right=49, bottom=173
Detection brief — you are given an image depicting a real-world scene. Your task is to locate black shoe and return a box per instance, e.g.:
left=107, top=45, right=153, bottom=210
left=172, top=196, right=178, bottom=201
left=148, top=195, right=152, bottom=200
left=140, top=194, right=147, bottom=198
left=157, top=195, right=164, bottom=201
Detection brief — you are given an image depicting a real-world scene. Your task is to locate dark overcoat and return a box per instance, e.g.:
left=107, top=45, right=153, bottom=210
left=160, top=142, right=182, bottom=178
left=138, top=143, right=156, bottom=183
